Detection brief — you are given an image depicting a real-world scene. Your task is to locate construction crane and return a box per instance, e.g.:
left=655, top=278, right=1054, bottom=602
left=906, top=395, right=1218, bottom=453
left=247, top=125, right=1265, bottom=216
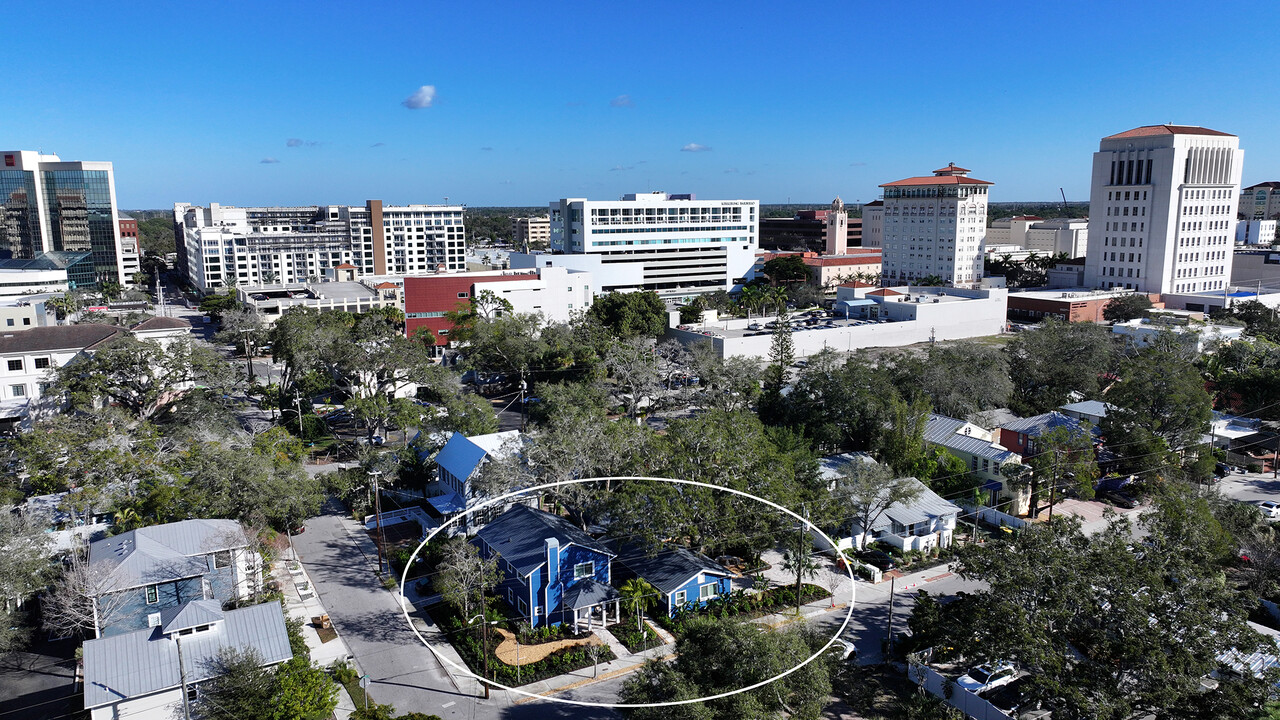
left=1059, top=188, right=1069, bottom=214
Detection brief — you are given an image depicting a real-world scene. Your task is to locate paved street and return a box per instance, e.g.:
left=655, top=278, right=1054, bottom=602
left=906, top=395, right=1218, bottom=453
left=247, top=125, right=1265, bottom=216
left=1217, top=471, right=1280, bottom=505
left=295, top=499, right=500, bottom=719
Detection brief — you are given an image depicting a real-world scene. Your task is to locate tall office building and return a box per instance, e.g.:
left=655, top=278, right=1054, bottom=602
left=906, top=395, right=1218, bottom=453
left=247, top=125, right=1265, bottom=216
left=879, top=164, right=991, bottom=287
left=1082, top=125, right=1242, bottom=294
left=534, top=192, right=758, bottom=299
left=176, top=201, right=466, bottom=292
left=0, top=151, right=127, bottom=287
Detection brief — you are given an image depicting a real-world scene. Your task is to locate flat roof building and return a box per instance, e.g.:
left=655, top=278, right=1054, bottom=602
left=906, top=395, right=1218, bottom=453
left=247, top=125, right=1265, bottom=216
left=175, top=201, right=467, bottom=293
left=542, top=192, right=758, bottom=300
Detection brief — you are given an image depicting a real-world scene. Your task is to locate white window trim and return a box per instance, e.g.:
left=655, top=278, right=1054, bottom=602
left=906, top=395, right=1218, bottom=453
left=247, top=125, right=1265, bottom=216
left=699, top=583, right=717, bottom=601
left=673, top=590, right=687, bottom=608
left=573, top=561, right=594, bottom=580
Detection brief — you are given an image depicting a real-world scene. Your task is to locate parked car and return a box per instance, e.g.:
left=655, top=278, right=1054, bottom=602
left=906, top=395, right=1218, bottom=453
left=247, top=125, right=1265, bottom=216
left=1257, top=500, right=1280, bottom=520
left=957, top=660, right=1017, bottom=695
left=1098, top=490, right=1138, bottom=509
left=747, top=323, right=761, bottom=331
left=857, top=548, right=896, bottom=572
left=985, top=677, right=1031, bottom=715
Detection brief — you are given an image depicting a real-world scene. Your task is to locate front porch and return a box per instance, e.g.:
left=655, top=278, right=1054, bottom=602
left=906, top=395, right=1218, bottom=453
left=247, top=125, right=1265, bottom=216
left=562, top=578, right=622, bottom=633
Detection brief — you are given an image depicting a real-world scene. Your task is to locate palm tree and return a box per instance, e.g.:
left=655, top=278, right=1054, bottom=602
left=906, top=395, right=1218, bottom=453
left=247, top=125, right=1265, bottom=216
left=781, top=534, right=821, bottom=615
left=619, top=578, right=657, bottom=632
left=261, top=270, right=279, bottom=284
left=765, top=286, right=788, bottom=317
left=739, top=285, right=763, bottom=318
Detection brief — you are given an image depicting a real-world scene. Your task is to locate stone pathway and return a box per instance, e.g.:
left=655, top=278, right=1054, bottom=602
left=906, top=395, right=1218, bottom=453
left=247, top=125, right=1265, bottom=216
left=491, top=627, right=602, bottom=666
left=592, top=627, right=629, bottom=661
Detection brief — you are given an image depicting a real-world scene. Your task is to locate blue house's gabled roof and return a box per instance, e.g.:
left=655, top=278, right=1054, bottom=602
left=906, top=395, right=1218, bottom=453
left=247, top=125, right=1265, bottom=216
left=1059, top=400, right=1113, bottom=419
left=434, top=430, right=521, bottom=483
left=613, top=543, right=733, bottom=595
left=474, top=505, right=613, bottom=578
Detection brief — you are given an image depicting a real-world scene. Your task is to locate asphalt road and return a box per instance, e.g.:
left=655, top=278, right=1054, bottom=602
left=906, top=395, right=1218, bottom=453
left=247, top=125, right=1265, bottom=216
left=1216, top=471, right=1280, bottom=505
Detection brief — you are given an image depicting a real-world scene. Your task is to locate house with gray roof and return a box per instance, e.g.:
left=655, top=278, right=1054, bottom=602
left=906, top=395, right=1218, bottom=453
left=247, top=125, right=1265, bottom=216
left=923, top=413, right=1030, bottom=515
left=997, top=411, right=1091, bottom=457
left=83, top=599, right=291, bottom=720
left=612, top=543, right=735, bottom=617
left=85, top=519, right=259, bottom=638
left=847, top=476, right=962, bottom=553
left=1059, top=400, right=1113, bottom=427
left=474, top=505, right=620, bottom=630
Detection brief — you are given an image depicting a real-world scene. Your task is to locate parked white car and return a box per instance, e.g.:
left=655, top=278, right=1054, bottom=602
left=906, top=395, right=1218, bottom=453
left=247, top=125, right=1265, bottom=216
left=957, top=661, right=1017, bottom=695
left=1257, top=501, right=1280, bottom=520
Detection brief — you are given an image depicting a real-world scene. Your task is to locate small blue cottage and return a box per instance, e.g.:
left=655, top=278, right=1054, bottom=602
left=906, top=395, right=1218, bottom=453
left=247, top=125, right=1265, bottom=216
left=473, top=505, right=620, bottom=630
left=613, top=543, right=735, bottom=617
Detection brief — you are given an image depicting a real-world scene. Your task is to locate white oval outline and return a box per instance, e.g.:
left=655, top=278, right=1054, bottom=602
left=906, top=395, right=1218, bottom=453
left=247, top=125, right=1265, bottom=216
left=397, top=475, right=856, bottom=708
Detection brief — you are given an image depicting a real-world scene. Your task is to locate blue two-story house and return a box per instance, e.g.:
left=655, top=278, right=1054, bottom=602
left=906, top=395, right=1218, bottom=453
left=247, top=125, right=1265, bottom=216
left=86, top=519, right=259, bottom=638
left=473, top=505, right=620, bottom=630
left=613, top=543, right=736, bottom=617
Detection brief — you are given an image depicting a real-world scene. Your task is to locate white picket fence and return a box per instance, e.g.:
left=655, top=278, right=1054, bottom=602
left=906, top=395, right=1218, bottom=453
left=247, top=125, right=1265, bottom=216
left=961, top=504, right=1029, bottom=530
left=907, top=661, right=1015, bottom=720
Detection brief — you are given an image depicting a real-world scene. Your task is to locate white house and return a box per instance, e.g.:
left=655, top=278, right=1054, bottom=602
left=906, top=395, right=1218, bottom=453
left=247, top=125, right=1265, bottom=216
left=923, top=413, right=1030, bottom=516
left=847, top=477, right=962, bottom=553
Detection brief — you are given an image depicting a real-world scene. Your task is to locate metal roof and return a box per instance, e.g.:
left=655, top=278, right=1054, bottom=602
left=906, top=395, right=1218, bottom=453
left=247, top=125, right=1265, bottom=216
left=83, top=601, right=292, bottom=710
left=861, top=478, right=962, bottom=533
left=160, top=599, right=225, bottom=634
left=1059, top=400, right=1112, bottom=419
left=924, top=414, right=1020, bottom=464
left=613, top=543, right=732, bottom=595
left=474, top=505, right=613, bottom=577
left=88, top=519, right=248, bottom=594
left=562, top=578, right=621, bottom=610
left=1001, top=411, right=1085, bottom=436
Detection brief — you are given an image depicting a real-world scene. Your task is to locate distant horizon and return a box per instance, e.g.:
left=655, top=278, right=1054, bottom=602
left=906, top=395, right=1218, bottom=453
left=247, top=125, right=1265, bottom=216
left=122, top=198, right=1095, bottom=213
left=8, top=2, right=1275, bottom=209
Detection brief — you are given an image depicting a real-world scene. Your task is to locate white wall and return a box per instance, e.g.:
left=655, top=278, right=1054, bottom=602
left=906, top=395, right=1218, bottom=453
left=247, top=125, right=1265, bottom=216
left=669, top=288, right=1007, bottom=359
left=474, top=266, right=593, bottom=322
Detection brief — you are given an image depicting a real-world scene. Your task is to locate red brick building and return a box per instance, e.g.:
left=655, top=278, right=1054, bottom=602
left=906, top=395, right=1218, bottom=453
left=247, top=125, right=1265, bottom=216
left=403, top=272, right=550, bottom=347
left=1006, top=289, right=1162, bottom=323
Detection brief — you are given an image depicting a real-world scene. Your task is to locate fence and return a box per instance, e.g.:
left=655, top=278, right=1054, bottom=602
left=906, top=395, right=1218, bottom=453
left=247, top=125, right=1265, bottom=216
left=907, top=659, right=1017, bottom=720
left=960, top=504, right=1029, bottom=530
left=364, top=507, right=437, bottom=539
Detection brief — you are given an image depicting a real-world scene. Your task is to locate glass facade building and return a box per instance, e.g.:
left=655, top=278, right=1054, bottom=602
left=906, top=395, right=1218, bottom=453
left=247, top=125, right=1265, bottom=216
left=0, top=169, right=41, bottom=260
left=41, top=170, right=119, bottom=284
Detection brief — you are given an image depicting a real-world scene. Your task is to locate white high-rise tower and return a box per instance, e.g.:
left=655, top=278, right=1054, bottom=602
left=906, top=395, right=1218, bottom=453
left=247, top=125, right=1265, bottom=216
left=879, top=163, right=991, bottom=287
left=1082, top=125, right=1242, bottom=295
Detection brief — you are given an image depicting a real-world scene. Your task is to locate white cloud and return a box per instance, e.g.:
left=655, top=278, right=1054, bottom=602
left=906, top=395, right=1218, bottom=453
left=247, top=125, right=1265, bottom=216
left=681, top=143, right=711, bottom=152
left=287, top=138, right=320, bottom=148
left=260, top=157, right=280, bottom=164
left=370, top=142, right=385, bottom=148
left=480, top=146, right=494, bottom=151
left=402, top=85, right=437, bottom=109
left=610, top=94, right=634, bottom=108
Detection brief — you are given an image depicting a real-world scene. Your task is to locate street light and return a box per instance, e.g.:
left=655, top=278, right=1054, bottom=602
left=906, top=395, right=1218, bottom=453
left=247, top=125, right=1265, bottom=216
left=467, top=614, right=498, bottom=699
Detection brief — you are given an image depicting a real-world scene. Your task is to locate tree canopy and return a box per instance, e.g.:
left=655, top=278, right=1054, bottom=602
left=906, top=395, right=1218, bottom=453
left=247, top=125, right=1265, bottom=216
left=587, top=291, right=667, bottom=338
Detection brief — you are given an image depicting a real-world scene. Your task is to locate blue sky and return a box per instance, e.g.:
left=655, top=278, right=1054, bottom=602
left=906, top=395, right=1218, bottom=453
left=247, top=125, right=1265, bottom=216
left=8, top=1, right=1280, bottom=208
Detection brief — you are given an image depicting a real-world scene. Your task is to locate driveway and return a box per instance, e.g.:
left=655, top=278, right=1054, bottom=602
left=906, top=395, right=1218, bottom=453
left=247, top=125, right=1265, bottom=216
left=295, top=499, right=493, bottom=719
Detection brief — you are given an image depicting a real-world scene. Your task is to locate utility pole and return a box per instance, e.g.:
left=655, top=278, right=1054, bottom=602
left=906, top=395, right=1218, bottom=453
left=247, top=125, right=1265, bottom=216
left=177, top=635, right=192, bottom=720
left=885, top=575, right=897, bottom=657
left=241, top=329, right=254, bottom=383
left=793, top=504, right=808, bottom=616
left=1047, top=448, right=1061, bottom=520
left=293, top=390, right=304, bottom=437
left=369, top=470, right=385, bottom=574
